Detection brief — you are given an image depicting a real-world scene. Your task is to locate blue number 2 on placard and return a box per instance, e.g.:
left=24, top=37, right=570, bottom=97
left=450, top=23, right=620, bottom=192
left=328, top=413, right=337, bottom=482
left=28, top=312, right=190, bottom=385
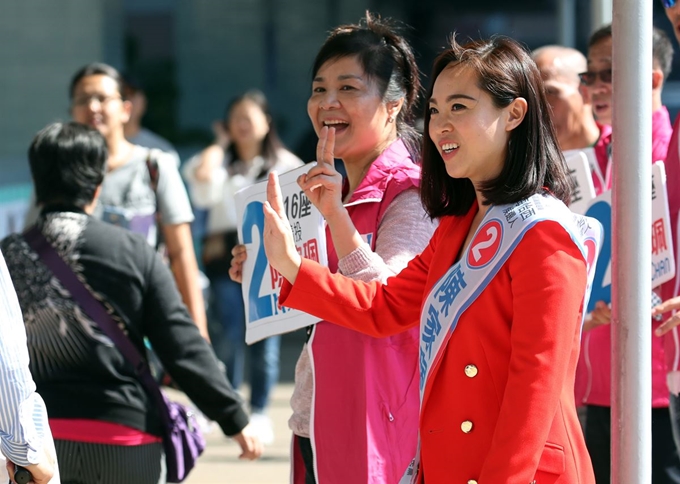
left=242, top=201, right=273, bottom=323
left=585, top=200, right=612, bottom=312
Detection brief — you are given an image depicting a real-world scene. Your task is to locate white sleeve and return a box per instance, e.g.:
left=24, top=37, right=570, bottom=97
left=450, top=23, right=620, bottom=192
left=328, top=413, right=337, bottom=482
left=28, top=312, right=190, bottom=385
left=181, top=153, right=227, bottom=208
left=0, top=250, right=50, bottom=466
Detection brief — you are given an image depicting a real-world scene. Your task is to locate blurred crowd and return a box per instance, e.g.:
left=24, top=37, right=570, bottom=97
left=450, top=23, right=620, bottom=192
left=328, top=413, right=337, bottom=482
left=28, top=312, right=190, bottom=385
left=2, top=4, right=680, bottom=484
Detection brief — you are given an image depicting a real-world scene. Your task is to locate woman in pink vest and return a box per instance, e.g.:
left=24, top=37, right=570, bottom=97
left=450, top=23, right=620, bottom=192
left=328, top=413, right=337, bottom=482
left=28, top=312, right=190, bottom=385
left=231, top=14, right=437, bottom=483
left=575, top=25, right=678, bottom=483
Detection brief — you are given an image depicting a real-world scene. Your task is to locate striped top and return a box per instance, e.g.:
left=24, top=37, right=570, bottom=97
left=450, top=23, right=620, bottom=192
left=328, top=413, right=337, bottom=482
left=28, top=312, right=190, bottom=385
left=0, top=249, right=49, bottom=466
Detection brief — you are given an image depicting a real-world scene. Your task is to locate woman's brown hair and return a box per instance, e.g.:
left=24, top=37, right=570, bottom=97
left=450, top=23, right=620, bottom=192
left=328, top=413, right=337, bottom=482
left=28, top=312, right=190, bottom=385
left=420, top=36, right=571, bottom=218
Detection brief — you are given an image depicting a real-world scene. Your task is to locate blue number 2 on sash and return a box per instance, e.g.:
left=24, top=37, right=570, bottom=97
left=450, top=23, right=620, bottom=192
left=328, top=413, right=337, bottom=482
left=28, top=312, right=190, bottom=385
left=585, top=200, right=611, bottom=312
left=242, top=201, right=274, bottom=322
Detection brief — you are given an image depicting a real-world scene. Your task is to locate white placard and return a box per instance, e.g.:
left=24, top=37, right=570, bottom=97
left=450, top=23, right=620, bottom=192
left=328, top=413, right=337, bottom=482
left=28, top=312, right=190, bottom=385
left=235, top=165, right=327, bottom=344
left=563, top=149, right=596, bottom=214
left=651, top=162, right=675, bottom=287
left=577, top=161, right=675, bottom=312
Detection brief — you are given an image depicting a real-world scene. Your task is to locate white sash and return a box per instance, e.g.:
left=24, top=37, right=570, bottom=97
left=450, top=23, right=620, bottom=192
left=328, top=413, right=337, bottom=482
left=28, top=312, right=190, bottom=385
left=400, top=193, right=603, bottom=483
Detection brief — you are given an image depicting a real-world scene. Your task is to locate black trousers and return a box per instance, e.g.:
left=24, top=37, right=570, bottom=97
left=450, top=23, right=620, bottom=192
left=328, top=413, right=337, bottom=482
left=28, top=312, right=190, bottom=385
left=55, top=440, right=164, bottom=484
left=298, top=436, right=316, bottom=484
left=585, top=405, right=680, bottom=483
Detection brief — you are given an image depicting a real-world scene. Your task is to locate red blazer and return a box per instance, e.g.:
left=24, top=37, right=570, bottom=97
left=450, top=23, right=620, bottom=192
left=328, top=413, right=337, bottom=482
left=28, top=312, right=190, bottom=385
left=280, top=203, right=595, bottom=484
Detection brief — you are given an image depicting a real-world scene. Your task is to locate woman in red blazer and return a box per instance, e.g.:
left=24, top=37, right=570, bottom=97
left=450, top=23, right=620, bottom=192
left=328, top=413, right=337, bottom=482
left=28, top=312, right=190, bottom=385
left=260, top=36, right=597, bottom=484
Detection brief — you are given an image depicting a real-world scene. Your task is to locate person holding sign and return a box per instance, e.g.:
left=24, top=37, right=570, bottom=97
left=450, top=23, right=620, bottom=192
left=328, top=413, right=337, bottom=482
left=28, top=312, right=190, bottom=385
left=259, top=36, right=600, bottom=484
left=231, top=15, right=436, bottom=483
left=576, top=25, right=679, bottom=484
left=655, top=0, right=680, bottom=470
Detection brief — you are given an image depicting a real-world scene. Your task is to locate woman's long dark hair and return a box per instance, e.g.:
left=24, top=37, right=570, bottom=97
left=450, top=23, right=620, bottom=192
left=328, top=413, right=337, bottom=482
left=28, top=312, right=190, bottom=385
left=311, top=12, right=422, bottom=160
left=420, top=36, right=572, bottom=218
left=224, top=89, right=284, bottom=177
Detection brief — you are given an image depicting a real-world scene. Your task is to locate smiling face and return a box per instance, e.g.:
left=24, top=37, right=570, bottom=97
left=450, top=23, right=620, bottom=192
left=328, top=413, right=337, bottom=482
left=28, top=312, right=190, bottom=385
left=71, top=74, right=130, bottom=140
left=585, top=36, right=613, bottom=125
left=427, top=64, right=513, bottom=187
left=227, top=98, right=270, bottom=148
left=307, top=55, right=395, bottom=164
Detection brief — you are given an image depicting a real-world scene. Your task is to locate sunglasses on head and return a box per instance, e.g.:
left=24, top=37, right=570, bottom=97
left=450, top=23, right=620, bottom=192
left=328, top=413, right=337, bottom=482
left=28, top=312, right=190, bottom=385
left=578, top=68, right=612, bottom=86
left=662, top=0, right=676, bottom=8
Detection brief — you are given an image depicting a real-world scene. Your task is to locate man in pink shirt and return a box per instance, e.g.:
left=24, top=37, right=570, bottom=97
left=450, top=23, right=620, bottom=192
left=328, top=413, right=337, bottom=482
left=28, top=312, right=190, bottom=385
left=653, top=0, right=680, bottom=474
left=532, top=45, right=612, bottom=195
left=578, top=24, right=677, bottom=484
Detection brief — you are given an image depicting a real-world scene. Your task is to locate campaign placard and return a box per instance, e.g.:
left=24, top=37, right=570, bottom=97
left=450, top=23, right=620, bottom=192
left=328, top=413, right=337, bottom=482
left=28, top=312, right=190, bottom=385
left=563, top=149, right=596, bottom=214
left=235, top=165, right=327, bottom=344
left=579, top=161, right=675, bottom=312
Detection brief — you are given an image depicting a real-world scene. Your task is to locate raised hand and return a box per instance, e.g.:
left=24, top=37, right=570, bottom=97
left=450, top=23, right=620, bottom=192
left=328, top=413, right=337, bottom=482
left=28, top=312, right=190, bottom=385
left=297, top=126, right=344, bottom=220
left=262, top=172, right=302, bottom=283
left=653, top=296, right=680, bottom=336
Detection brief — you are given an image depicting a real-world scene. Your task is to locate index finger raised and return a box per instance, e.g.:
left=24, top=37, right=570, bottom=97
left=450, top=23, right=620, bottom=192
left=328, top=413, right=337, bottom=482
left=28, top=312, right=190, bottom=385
left=266, top=172, right=287, bottom=219
left=315, top=126, right=335, bottom=168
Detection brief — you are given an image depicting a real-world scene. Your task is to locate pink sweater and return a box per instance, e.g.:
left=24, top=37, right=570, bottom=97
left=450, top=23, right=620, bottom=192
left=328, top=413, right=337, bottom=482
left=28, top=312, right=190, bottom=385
left=288, top=189, right=435, bottom=436
left=575, top=106, right=673, bottom=408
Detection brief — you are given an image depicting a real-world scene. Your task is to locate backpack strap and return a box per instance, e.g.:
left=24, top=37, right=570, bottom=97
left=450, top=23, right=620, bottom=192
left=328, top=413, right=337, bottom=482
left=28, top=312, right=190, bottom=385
left=21, top=226, right=170, bottom=427
left=145, top=149, right=165, bottom=252
left=146, top=149, right=160, bottom=195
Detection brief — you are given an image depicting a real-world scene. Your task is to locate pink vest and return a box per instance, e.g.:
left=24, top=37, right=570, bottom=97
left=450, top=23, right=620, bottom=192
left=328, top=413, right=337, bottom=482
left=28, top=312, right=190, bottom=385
left=575, top=107, right=673, bottom=408
left=292, top=139, right=421, bottom=483
left=662, top=111, right=680, bottom=374
left=591, top=123, right=612, bottom=195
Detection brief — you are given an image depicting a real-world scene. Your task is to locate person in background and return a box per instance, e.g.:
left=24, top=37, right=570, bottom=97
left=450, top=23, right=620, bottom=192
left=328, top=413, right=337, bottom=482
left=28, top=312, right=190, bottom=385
left=532, top=44, right=609, bottom=432
left=121, top=72, right=212, bottom=334
left=583, top=25, right=672, bottom=160
left=532, top=46, right=611, bottom=191
left=0, top=250, right=56, bottom=484
left=183, top=90, right=302, bottom=446
left=577, top=24, right=679, bottom=483
left=258, top=35, right=597, bottom=484
left=231, top=14, right=436, bottom=483
left=122, top=73, right=181, bottom=167
left=3, top=122, right=262, bottom=484
left=653, top=0, right=680, bottom=468
left=25, top=63, right=209, bottom=341
left=532, top=45, right=601, bottom=152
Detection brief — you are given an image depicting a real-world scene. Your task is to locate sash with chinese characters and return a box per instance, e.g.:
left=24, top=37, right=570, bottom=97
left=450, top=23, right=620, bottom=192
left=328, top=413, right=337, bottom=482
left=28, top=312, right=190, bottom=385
left=399, top=193, right=603, bottom=484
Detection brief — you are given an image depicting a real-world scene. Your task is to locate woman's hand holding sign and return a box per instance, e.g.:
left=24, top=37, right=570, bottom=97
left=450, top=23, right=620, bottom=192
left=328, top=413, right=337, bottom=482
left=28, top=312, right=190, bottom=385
left=262, top=172, right=302, bottom=284
left=229, top=244, right=247, bottom=283
left=235, top=125, right=359, bottom=286
left=232, top=129, right=338, bottom=286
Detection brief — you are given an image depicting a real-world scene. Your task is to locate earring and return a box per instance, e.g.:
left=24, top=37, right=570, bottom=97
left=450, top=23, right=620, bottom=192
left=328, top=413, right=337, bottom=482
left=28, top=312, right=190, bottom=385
left=388, top=116, right=395, bottom=123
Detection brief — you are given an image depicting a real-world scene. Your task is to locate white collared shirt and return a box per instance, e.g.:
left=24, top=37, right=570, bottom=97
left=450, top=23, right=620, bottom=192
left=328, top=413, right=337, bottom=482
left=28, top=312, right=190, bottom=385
left=0, top=249, right=50, bottom=466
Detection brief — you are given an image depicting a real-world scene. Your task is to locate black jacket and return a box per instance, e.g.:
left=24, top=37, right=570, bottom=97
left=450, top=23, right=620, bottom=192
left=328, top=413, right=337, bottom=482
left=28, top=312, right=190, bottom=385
left=1, top=206, right=248, bottom=437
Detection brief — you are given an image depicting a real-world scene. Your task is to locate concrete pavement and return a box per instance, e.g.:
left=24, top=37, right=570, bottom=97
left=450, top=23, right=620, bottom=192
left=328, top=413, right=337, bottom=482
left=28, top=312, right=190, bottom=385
left=184, top=382, right=295, bottom=484
left=184, top=330, right=306, bottom=483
